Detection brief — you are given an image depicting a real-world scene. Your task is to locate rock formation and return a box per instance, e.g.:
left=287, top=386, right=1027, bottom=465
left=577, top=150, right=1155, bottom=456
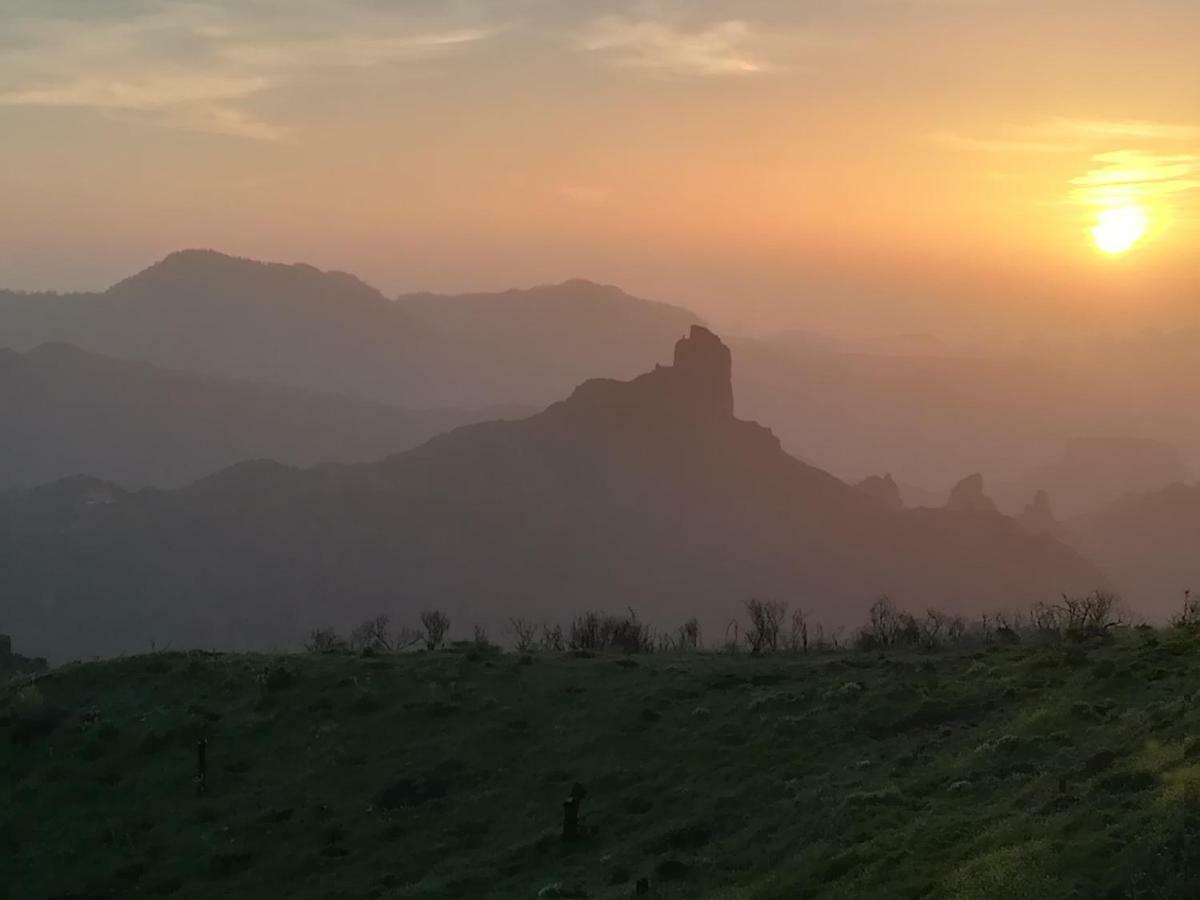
left=1018, top=490, right=1061, bottom=537
left=945, top=473, right=998, bottom=513
left=856, top=474, right=904, bottom=510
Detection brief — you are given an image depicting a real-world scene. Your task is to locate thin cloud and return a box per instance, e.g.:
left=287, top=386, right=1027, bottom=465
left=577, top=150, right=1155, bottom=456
left=1069, top=150, right=1200, bottom=207
left=576, top=16, right=771, bottom=76
left=932, top=117, right=1200, bottom=155
left=1047, top=118, right=1200, bottom=142
left=927, top=131, right=1072, bottom=154
left=0, top=4, right=492, bottom=141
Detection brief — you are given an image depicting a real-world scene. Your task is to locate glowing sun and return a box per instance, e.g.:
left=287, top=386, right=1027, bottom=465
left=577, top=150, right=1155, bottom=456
left=1091, top=206, right=1148, bottom=255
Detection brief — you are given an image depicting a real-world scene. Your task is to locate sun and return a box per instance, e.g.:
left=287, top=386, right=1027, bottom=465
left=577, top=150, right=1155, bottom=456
left=1090, top=205, right=1148, bottom=255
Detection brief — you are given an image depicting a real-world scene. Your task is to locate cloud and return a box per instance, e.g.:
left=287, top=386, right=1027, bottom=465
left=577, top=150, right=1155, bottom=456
left=576, top=16, right=771, bottom=76
left=931, top=117, right=1200, bottom=155
left=1069, top=150, right=1200, bottom=207
left=0, top=3, right=493, bottom=140
left=1047, top=118, right=1200, bottom=142
left=927, top=131, right=1072, bottom=154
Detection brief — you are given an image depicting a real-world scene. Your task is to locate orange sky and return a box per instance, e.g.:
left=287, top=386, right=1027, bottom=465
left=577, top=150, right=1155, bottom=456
left=1, top=1, right=1197, bottom=340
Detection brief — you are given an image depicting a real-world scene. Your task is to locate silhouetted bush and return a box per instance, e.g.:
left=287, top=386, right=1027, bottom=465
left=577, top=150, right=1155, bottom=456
left=786, top=608, right=809, bottom=653
left=569, top=609, right=653, bottom=654
left=304, top=627, right=347, bottom=654
left=419, top=609, right=450, bottom=651
left=540, top=622, right=565, bottom=652
left=351, top=615, right=393, bottom=653
left=856, top=597, right=919, bottom=651
left=744, top=598, right=787, bottom=654
left=509, top=617, right=537, bottom=653
left=677, top=618, right=702, bottom=651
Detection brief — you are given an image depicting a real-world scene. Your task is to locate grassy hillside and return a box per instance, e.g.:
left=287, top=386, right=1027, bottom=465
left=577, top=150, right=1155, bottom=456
left=6, top=631, right=1200, bottom=899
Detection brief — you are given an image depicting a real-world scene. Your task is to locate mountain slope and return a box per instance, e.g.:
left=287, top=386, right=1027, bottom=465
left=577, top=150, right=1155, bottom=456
left=1, top=327, right=1100, bottom=662
left=8, top=635, right=1200, bottom=899
left=1065, top=482, right=1200, bottom=619
left=0, top=252, right=701, bottom=408
left=0, top=342, right=515, bottom=489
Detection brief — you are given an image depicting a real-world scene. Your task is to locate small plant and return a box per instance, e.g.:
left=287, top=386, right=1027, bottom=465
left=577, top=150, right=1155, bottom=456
left=1173, top=589, right=1200, bottom=628
left=304, top=627, right=347, bottom=654
left=419, top=609, right=451, bottom=651
left=351, top=615, right=395, bottom=654
left=677, top=618, right=702, bottom=651
left=856, top=597, right=919, bottom=651
left=540, top=622, right=565, bottom=652
left=744, top=598, right=787, bottom=654
left=509, top=617, right=538, bottom=653
left=786, top=608, right=809, bottom=654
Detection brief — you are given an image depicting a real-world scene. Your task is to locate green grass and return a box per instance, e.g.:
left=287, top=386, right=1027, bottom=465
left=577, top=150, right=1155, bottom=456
left=7, top=629, right=1200, bottom=899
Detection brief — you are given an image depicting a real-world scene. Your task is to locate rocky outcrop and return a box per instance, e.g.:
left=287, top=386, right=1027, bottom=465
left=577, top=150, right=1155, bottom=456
left=856, top=474, right=904, bottom=510
left=1018, top=490, right=1061, bottom=537
left=945, top=474, right=998, bottom=513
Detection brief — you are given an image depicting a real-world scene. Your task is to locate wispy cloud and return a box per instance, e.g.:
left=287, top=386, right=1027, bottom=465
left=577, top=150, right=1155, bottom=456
left=1069, top=150, right=1200, bottom=207
left=576, top=16, right=771, bottom=76
left=0, top=3, right=493, bottom=140
left=927, top=131, right=1072, bottom=154
left=930, top=117, right=1200, bottom=155
left=1047, top=118, right=1200, bottom=142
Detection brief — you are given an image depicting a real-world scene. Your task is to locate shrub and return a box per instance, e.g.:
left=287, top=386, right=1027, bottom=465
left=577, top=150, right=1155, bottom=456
left=677, top=618, right=702, bottom=651
left=509, top=618, right=537, bottom=653
left=540, top=622, right=565, bottom=653
left=744, top=598, right=787, bottom=654
left=351, top=615, right=394, bottom=653
left=786, top=608, right=809, bottom=653
left=419, top=609, right=451, bottom=651
left=304, top=627, right=347, bottom=654
left=569, top=609, right=654, bottom=654
left=856, top=597, right=919, bottom=651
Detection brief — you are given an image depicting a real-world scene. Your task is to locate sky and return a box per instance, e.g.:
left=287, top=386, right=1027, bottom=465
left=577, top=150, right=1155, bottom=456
left=1, top=0, right=1197, bottom=340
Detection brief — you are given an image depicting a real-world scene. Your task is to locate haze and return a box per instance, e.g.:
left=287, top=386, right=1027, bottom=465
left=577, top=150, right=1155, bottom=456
left=3, top=0, right=1198, bottom=340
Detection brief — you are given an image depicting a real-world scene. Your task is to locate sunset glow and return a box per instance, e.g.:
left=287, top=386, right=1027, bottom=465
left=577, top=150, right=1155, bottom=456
left=1091, top=206, right=1149, bottom=255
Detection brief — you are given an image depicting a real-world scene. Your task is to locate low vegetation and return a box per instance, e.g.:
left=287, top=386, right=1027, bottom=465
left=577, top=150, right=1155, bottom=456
left=8, top=594, right=1200, bottom=899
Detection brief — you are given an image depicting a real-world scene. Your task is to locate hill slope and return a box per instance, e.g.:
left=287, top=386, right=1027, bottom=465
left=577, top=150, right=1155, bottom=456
left=0, top=342, right=517, bottom=489
left=0, top=251, right=700, bottom=408
left=1065, top=482, right=1200, bottom=620
left=0, top=327, right=1100, bottom=662
left=6, top=635, right=1200, bottom=899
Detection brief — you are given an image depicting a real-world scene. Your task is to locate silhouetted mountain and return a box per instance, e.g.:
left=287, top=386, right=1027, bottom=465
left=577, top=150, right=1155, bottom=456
left=0, top=342, right=515, bottom=489
left=856, top=474, right=904, bottom=509
left=1066, top=482, right=1200, bottom=619
left=1019, top=436, right=1189, bottom=517
left=945, top=474, right=998, bottom=513
left=0, top=252, right=700, bottom=408
left=1, top=327, right=1100, bottom=661
left=1017, top=490, right=1061, bottom=538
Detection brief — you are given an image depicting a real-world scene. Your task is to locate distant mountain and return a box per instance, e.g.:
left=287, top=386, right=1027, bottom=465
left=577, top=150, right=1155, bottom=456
left=0, top=251, right=701, bottom=408
left=1, top=327, right=1101, bottom=662
left=1066, top=482, right=1200, bottom=620
left=0, top=342, right=515, bottom=489
left=396, top=278, right=702, bottom=407
left=1018, top=436, right=1190, bottom=518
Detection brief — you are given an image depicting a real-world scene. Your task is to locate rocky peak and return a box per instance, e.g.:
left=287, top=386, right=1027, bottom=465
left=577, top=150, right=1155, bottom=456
left=945, top=473, right=998, bottom=513
left=548, top=325, right=737, bottom=427
left=856, top=473, right=904, bottom=510
left=671, top=325, right=734, bottom=419
left=1018, top=490, right=1061, bottom=536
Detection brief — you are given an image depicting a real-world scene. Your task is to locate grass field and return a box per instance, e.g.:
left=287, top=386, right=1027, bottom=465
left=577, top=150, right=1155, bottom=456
left=7, top=628, right=1200, bottom=899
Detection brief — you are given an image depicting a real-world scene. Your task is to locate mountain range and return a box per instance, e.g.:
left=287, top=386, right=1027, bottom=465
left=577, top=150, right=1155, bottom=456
left=0, top=342, right=519, bottom=490
left=0, top=250, right=699, bottom=409
left=0, top=327, right=1101, bottom=662
left=4, top=249, right=1195, bottom=508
